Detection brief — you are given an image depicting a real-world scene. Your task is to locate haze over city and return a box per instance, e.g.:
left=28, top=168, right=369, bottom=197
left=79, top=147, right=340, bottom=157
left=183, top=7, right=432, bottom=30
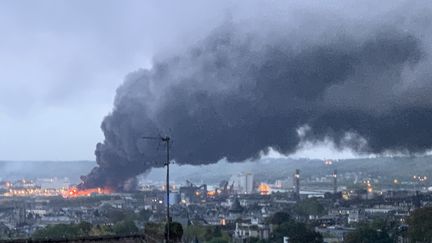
left=1, top=1, right=432, bottom=242
left=1, top=0, right=400, bottom=162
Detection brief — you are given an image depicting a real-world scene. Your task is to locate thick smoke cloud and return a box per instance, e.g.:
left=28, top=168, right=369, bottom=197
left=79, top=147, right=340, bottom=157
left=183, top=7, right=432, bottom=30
left=80, top=3, right=432, bottom=190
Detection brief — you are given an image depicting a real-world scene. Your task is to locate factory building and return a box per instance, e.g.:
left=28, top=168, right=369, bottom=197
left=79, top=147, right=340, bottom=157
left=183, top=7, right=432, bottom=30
left=230, top=172, right=255, bottom=194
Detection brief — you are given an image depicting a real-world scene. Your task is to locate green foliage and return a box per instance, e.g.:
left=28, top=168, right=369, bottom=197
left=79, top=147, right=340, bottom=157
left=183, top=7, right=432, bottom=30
left=249, top=237, right=267, bottom=243
left=77, top=221, right=93, bottom=235
left=271, top=220, right=323, bottom=243
left=294, top=198, right=326, bottom=217
left=183, top=225, right=205, bottom=242
left=268, top=211, right=290, bottom=225
left=113, top=220, right=139, bottom=235
left=369, top=218, right=386, bottom=230
left=139, top=209, right=152, bottom=222
left=166, top=222, right=183, bottom=242
left=267, top=211, right=323, bottom=243
left=32, top=220, right=140, bottom=240
left=32, top=221, right=92, bottom=239
left=207, top=237, right=230, bottom=243
left=144, top=221, right=184, bottom=242
left=183, top=225, right=230, bottom=243
left=90, top=224, right=114, bottom=236
left=407, top=206, right=432, bottom=242
left=100, top=204, right=137, bottom=222
left=144, top=222, right=165, bottom=241
left=345, top=225, right=392, bottom=243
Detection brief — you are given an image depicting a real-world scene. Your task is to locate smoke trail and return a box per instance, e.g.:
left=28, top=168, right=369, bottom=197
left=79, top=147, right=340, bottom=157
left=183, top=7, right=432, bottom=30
left=80, top=4, right=432, bottom=190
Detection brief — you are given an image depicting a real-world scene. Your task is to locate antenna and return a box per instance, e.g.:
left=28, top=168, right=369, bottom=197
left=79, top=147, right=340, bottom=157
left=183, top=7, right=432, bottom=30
left=142, top=135, right=171, bottom=242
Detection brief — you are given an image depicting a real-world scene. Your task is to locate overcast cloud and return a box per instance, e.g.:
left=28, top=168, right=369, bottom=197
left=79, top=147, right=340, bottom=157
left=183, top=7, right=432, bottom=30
left=0, top=1, right=232, bottom=160
left=1, top=0, right=422, bottom=161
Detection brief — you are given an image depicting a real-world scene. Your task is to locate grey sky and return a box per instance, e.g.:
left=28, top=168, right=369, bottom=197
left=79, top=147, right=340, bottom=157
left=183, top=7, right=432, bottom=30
left=0, top=1, right=417, bottom=161
left=0, top=0, right=232, bottom=160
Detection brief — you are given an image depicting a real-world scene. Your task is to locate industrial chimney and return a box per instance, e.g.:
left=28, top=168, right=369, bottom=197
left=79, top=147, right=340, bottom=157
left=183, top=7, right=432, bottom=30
left=332, top=169, right=337, bottom=194
left=293, top=169, right=300, bottom=200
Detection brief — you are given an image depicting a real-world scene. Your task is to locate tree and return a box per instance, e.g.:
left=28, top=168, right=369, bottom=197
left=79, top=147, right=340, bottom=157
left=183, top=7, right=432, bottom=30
left=90, top=224, right=114, bottom=236
left=77, top=221, right=92, bottom=236
left=101, top=205, right=137, bottom=222
left=207, top=237, right=229, bottom=243
left=113, top=220, right=139, bottom=235
left=267, top=211, right=322, bottom=243
left=183, top=225, right=230, bottom=243
left=294, top=198, right=326, bottom=217
left=271, top=221, right=323, bottom=243
left=144, top=222, right=165, bottom=241
left=407, top=206, right=432, bottom=242
left=165, top=221, right=183, bottom=242
left=269, top=211, right=290, bottom=225
left=182, top=225, right=206, bottom=242
left=32, top=222, right=93, bottom=239
left=345, top=225, right=392, bottom=243
left=139, top=209, right=152, bottom=222
left=250, top=237, right=267, bottom=243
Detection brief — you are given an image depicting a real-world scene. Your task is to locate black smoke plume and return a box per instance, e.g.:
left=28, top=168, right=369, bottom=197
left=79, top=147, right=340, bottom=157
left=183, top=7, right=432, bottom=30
left=80, top=5, right=432, bottom=190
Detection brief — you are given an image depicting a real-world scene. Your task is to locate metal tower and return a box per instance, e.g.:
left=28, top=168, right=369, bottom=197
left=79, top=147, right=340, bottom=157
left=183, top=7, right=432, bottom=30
left=332, top=169, right=337, bottom=194
left=293, top=169, right=300, bottom=199
left=142, top=135, right=171, bottom=242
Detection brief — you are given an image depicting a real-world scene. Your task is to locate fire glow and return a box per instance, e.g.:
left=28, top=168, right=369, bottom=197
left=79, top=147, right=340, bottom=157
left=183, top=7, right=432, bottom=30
left=258, top=183, right=271, bottom=195
left=63, top=187, right=112, bottom=198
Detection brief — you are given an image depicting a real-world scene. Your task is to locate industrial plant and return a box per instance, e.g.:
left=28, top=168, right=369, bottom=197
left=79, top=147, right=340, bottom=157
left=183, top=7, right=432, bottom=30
left=2, top=0, right=432, bottom=242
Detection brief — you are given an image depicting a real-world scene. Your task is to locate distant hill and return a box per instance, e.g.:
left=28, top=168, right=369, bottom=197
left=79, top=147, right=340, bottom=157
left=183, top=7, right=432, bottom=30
left=146, top=155, right=432, bottom=184
left=1, top=155, right=431, bottom=185
left=0, top=161, right=96, bottom=183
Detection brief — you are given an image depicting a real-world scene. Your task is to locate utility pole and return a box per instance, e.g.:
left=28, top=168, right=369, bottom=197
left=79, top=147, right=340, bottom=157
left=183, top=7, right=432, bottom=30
left=142, top=135, right=171, bottom=242
left=332, top=169, right=337, bottom=194
left=163, top=136, right=171, bottom=241
left=293, top=169, right=300, bottom=200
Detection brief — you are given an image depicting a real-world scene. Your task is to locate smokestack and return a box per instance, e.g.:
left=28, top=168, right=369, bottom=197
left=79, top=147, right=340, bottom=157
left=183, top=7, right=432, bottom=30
left=332, top=169, right=337, bottom=194
left=293, top=169, right=300, bottom=199
left=79, top=6, right=432, bottom=190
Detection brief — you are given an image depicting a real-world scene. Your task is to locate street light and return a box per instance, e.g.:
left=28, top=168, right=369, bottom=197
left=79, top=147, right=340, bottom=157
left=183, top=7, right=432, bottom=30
left=142, top=135, right=171, bottom=242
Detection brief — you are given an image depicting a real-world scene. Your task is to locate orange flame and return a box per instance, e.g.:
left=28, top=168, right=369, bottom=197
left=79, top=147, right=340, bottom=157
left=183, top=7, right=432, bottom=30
left=63, top=187, right=112, bottom=198
left=258, top=183, right=271, bottom=195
